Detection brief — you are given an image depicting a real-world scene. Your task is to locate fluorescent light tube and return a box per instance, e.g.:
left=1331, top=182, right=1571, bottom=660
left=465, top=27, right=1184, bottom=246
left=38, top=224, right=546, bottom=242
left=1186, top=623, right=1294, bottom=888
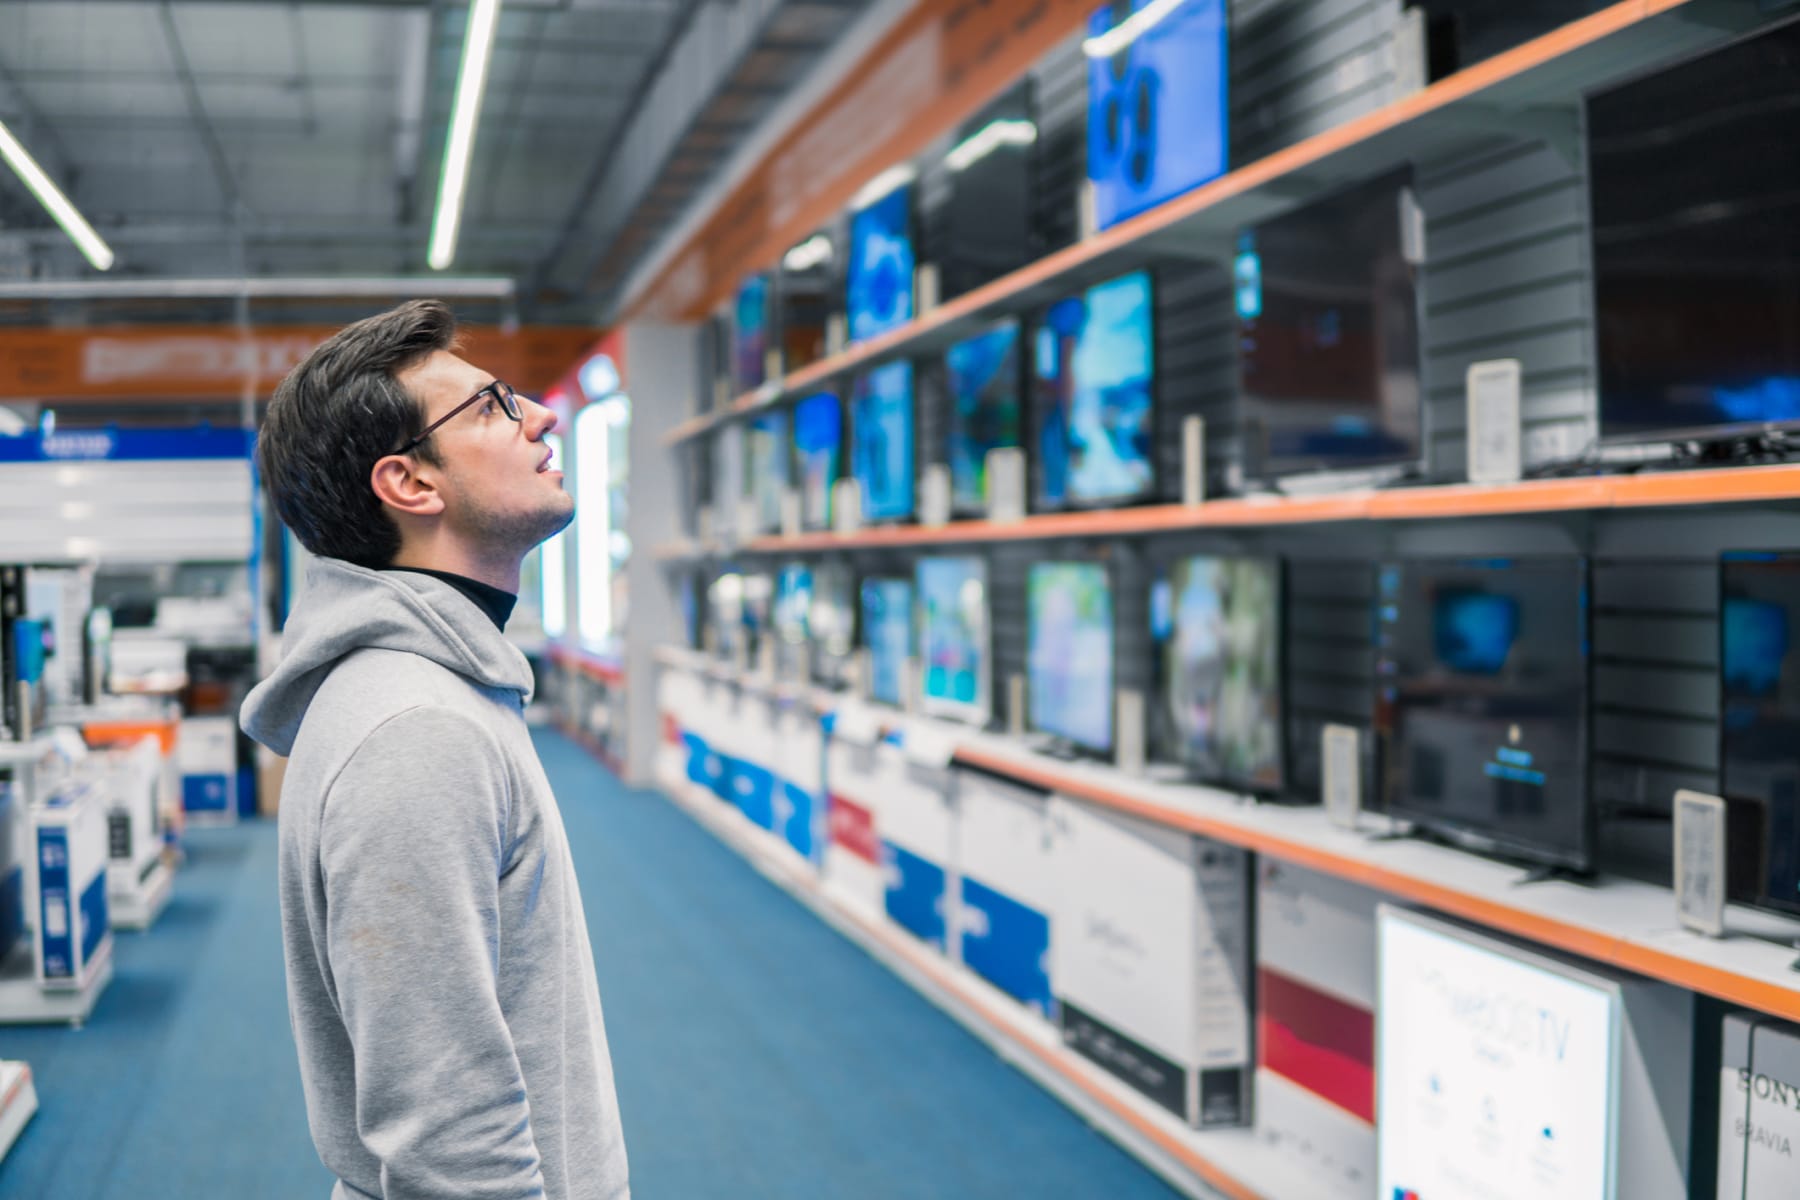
left=1083, top=0, right=1185, bottom=59
left=0, top=117, right=115, bottom=271
left=0, top=276, right=515, bottom=300
left=428, top=0, right=504, bottom=271
left=945, top=119, right=1038, bottom=173
left=849, top=164, right=917, bottom=212
left=782, top=234, right=834, bottom=273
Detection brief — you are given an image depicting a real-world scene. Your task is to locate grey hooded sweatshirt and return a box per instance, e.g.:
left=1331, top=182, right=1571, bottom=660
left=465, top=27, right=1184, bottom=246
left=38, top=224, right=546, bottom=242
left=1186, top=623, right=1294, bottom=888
left=241, top=557, right=629, bottom=1200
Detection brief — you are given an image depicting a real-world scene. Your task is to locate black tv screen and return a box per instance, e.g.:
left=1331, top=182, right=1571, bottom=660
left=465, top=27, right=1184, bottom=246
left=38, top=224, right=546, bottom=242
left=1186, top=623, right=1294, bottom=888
left=940, top=82, right=1035, bottom=299
left=1411, top=1, right=1610, bottom=80
left=1374, top=557, right=1591, bottom=871
left=1591, top=17, right=1800, bottom=444
left=1236, top=167, right=1422, bottom=479
left=1720, top=552, right=1800, bottom=916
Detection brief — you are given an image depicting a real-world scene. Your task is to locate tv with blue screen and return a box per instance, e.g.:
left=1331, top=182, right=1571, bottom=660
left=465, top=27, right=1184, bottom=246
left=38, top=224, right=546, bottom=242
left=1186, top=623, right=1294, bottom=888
left=916, top=556, right=989, bottom=724
left=1720, top=551, right=1800, bottom=917
left=1163, top=555, right=1283, bottom=790
left=733, top=273, right=771, bottom=392
left=746, top=410, right=790, bottom=534
left=793, top=391, right=842, bottom=531
left=847, top=182, right=914, bottom=343
left=851, top=361, right=915, bottom=522
left=1034, top=270, right=1154, bottom=508
left=774, top=564, right=813, bottom=679
left=861, top=577, right=913, bottom=707
left=1375, top=557, right=1591, bottom=871
left=1086, top=0, right=1229, bottom=230
left=947, top=321, right=1023, bottom=515
left=1027, top=562, right=1115, bottom=753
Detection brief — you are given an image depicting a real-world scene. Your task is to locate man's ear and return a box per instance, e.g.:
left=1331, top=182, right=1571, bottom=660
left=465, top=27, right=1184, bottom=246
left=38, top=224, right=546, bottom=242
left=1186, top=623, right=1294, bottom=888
left=371, top=453, right=446, bottom=518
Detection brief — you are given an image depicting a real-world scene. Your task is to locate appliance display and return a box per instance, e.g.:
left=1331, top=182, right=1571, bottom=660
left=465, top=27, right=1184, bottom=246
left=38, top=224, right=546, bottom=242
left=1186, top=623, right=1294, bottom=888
left=793, top=391, right=842, bottom=531
left=847, top=182, right=914, bottom=342
left=942, top=82, right=1036, bottom=298
left=1720, top=552, right=1800, bottom=916
left=746, top=410, right=790, bottom=534
left=1590, top=17, right=1800, bottom=445
left=851, top=361, right=915, bottom=522
left=1026, top=562, right=1115, bottom=753
left=733, top=272, right=771, bottom=392
left=709, top=570, right=744, bottom=661
left=916, top=555, right=989, bottom=724
left=1374, top=557, right=1591, bottom=871
left=809, top=564, right=855, bottom=689
left=1086, top=0, right=1228, bottom=230
left=773, top=564, right=813, bottom=678
left=860, top=577, right=913, bottom=708
left=1034, top=270, right=1155, bottom=508
left=1163, top=555, right=1283, bottom=790
left=1236, top=167, right=1422, bottom=479
left=1377, top=908, right=1620, bottom=1200
left=946, top=321, right=1023, bottom=515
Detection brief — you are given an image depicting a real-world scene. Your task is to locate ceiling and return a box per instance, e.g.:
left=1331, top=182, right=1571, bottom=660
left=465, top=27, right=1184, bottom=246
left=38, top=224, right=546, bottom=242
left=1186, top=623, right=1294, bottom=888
left=0, top=0, right=868, bottom=329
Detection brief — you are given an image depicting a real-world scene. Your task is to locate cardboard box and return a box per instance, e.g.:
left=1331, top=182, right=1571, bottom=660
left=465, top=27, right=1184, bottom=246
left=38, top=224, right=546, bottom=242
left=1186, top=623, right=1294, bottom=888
left=954, top=770, right=1056, bottom=1018
left=177, top=715, right=237, bottom=820
left=1719, top=1014, right=1800, bottom=1199
left=29, top=782, right=110, bottom=988
left=874, top=734, right=956, bottom=952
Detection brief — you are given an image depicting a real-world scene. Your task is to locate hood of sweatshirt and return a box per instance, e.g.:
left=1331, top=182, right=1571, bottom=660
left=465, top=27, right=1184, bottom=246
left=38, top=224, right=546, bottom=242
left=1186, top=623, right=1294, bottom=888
left=241, top=556, right=534, bottom=756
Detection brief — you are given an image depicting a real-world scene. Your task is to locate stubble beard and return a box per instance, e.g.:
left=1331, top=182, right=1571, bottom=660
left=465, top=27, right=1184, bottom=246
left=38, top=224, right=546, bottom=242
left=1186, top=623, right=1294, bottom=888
left=460, top=485, right=576, bottom=559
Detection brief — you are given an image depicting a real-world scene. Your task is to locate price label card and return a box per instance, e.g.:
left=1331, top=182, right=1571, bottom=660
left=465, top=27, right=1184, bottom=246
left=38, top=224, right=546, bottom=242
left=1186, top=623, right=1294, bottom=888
left=1322, top=724, right=1362, bottom=830
left=1674, top=788, right=1726, bottom=937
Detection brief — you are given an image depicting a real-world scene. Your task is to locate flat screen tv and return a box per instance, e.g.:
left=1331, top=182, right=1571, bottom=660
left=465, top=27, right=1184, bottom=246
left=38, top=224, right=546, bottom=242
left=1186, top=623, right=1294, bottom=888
left=733, top=272, right=771, bottom=392
left=810, top=564, right=855, bottom=689
left=1086, top=0, right=1228, bottom=230
left=793, top=391, right=842, bottom=532
left=946, top=321, right=1023, bottom=515
left=778, top=227, right=836, bottom=372
left=1236, top=167, right=1422, bottom=480
left=942, top=82, right=1036, bottom=298
left=1590, top=17, right=1800, bottom=445
left=851, top=361, right=915, bottom=522
left=1164, top=555, right=1283, bottom=791
left=1027, top=561, right=1115, bottom=753
left=1412, top=0, right=1611, bottom=81
left=1034, top=269, right=1155, bottom=509
left=861, top=577, right=913, bottom=708
left=1720, top=551, right=1800, bottom=916
left=773, top=563, right=813, bottom=679
left=847, top=181, right=914, bottom=343
left=1374, top=557, right=1591, bottom=872
left=916, top=555, right=989, bottom=725
left=746, top=410, right=790, bottom=534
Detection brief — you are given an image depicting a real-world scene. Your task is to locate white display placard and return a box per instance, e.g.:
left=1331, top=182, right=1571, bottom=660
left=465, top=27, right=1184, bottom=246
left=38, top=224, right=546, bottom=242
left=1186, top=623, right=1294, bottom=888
left=1466, top=358, right=1523, bottom=485
left=1006, top=673, right=1026, bottom=737
left=831, top=478, right=863, bottom=534
left=1182, top=415, right=1207, bottom=507
left=919, top=464, right=952, bottom=528
left=1378, top=907, right=1619, bottom=1200
left=915, top=262, right=940, bottom=315
left=985, top=448, right=1026, bottom=523
left=1322, top=723, right=1362, bottom=829
left=1116, top=688, right=1146, bottom=776
left=1673, top=789, right=1726, bottom=938
left=779, top=488, right=802, bottom=539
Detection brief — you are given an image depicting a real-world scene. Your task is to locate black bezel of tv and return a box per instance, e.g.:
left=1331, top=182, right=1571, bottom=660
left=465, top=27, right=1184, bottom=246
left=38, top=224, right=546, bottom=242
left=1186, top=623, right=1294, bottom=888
left=1375, top=556, right=1594, bottom=874
left=1031, top=268, right=1159, bottom=513
left=939, top=79, right=1038, bottom=301
left=1024, top=558, right=1118, bottom=758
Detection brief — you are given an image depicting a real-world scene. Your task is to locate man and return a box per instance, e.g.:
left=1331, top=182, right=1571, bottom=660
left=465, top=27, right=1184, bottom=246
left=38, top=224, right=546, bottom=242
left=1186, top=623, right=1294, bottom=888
left=241, top=300, right=629, bottom=1200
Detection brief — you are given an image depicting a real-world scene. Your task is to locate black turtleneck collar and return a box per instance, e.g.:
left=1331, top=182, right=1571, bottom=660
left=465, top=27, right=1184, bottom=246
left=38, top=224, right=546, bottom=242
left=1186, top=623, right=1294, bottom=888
left=386, top=567, right=516, bottom=632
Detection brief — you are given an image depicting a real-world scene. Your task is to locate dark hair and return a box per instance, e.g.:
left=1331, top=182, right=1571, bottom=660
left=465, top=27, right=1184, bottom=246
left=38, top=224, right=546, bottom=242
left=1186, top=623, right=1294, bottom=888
left=259, top=300, right=456, bottom=568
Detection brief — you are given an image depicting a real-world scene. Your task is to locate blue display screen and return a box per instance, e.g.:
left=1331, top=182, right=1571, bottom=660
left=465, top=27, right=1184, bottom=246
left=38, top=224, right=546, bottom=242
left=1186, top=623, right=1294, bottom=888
left=747, top=410, right=789, bottom=533
left=1086, top=0, right=1228, bottom=230
left=861, top=578, right=913, bottom=707
left=847, top=184, right=914, bottom=342
left=775, top=565, right=813, bottom=645
left=733, top=273, right=770, bottom=391
left=946, top=322, right=1022, bottom=513
left=1433, top=590, right=1520, bottom=675
left=1035, top=270, right=1155, bottom=507
left=1723, top=596, right=1788, bottom=697
left=1027, top=562, right=1114, bottom=752
left=852, top=361, right=915, bottom=521
left=917, top=556, right=987, bottom=721
left=793, top=391, right=842, bottom=530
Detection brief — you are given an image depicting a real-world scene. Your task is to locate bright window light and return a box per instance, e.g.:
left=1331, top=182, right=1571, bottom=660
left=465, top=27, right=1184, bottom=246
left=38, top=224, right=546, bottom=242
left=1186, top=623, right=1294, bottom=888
left=0, top=117, right=114, bottom=271
left=428, top=0, right=503, bottom=271
left=540, top=431, right=568, bottom=638
left=1083, top=0, right=1185, bottom=58
left=945, top=119, right=1038, bottom=173
left=574, top=406, right=611, bottom=648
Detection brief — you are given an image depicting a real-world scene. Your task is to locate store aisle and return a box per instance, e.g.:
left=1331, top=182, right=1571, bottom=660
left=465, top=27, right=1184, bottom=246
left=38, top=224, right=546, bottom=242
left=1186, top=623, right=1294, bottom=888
left=0, top=730, right=1180, bottom=1199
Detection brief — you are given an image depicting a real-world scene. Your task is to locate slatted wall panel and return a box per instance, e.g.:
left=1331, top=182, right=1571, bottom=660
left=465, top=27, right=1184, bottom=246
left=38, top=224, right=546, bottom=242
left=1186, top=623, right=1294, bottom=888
left=1281, top=556, right=1378, bottom=797
left=1150, top=260, right=1238, bottom=501
left=1415, top=134, right=1597, bottom=478
left=1031, top=32, right=1087, bottom=255
left=988, top=539, right=1036, bottom=732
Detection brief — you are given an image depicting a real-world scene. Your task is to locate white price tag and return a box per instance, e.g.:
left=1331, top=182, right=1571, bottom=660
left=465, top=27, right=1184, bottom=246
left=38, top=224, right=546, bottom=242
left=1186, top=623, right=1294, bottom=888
left=1674, top=788, right=1726, bottom=937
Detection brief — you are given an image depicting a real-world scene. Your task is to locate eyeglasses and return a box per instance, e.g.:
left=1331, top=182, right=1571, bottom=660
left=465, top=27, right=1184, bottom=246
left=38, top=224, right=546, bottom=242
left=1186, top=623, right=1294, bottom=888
left=392, top=379, right=522, bottom=455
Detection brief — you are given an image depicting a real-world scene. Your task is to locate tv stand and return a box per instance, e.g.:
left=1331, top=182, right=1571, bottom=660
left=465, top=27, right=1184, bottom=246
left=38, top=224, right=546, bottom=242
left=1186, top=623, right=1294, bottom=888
left=1511, top=863, right=1595, bottom=888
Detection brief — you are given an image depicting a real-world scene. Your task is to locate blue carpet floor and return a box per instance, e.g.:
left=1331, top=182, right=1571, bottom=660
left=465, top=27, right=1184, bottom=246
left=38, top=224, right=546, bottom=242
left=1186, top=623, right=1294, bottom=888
left=0, top=730, right=1180, bottom=1198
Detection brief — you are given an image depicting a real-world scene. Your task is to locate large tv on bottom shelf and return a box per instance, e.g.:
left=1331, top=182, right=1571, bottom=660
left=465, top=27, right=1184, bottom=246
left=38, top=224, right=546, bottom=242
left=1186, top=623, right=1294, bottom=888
left=1162, top=555, right=1283, bottom=792
left=1034, top=269, right=1155, bottom=510
left=916, top=556, right=989, bottom=725
left=860, top=577, right=912, bottom=708
left=1720, top=551, right=1800, bottom=917
left=1026, top=561, right=1115, bottom=754
left=1374, top=557, right=1591, bottom=872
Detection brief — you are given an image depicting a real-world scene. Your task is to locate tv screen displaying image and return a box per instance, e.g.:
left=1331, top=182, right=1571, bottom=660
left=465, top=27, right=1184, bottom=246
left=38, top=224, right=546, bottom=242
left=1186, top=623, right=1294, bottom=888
left=916, top=555, right=989, bottom=724
left=1086, top=0, right=1228, bottom=230
left=946, top=321, right=1023, bottom=514
left=1236, top=167, right=1422, bottom=479
left=1720, top=551, right=1800, bottom=916
left=746, top=410, right=790, bottom=534
left=1027, top=562, right=1115, bottom=753
left=861, top=577, right=913, bottom=707
left=1164, top=555, right=1283, bottom=790
left=852, top=361, right=915, bottom=522
left=794, top=391, right=842, bottom=531
left=1374, top=557, right=1591, bottom=871
left=847, top=182, right=914, bottom=342
left=942, top=81, right=1036, bottom=298
left=733, top=272, right=771, bottom=392
left=810, top=564, right=855, bottom=689
left=1034, top=270, right=1155, bottom=508
left=1590, top=17, right=1800, bottom=444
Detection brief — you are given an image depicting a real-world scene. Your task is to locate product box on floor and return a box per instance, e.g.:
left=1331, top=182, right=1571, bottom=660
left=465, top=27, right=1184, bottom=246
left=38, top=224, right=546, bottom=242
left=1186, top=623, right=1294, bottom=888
left=99, top=736, right=163, bottom=897
left=724, top=690, right=779, bottom=832
left=1717, top=1013, right=1800, bottom=1200
left=177, top=715, right=237, bottom=821
left=1048, top=797, right=1252, bottom=1129
left=821, top=714, right=885, bottom=922
left=874, top=731, right=956, bottom=952
left=953, top=769, right=1055, bottom=1018
left=29, top=781, right=110, bottom=988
